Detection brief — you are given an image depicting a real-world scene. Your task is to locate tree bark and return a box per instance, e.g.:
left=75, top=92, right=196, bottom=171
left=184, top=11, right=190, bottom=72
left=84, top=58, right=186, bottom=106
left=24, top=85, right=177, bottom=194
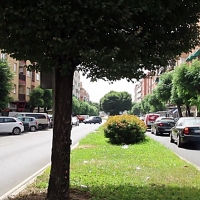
left=47, top=67, right=74, bottom=200
left=186, top=105, right=191, bottom=116
left=177, top=105, right=182, bottom=117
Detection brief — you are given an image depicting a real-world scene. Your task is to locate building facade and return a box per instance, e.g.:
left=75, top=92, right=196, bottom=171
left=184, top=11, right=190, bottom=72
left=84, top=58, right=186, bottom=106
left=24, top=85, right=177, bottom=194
left=79, top=82, right=90, bottom=102
left=0, top=52, right=40, bottom=112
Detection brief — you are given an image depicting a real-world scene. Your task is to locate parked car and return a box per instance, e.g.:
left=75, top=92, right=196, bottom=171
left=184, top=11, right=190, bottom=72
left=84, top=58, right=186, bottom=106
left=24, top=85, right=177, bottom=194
left=144, top=113, right=160, bottom=129
left=17, top=117, right=38, bottom=132
left=12, top=112, right=49, bottom=130
left=72, top=116, right=79, bottom=126
left=0, top=117, right=24, bottom=135
left=151, top=117, right=175, bottom=135
left=170, top=117, right=200, bottom=147
left=48, top=114, right=53, bottom=128
left=83, top=116, right=102, bottom=124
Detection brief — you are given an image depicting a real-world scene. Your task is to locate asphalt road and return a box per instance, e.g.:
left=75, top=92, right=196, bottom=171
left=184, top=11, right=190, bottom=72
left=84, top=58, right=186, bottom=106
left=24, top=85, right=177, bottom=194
left=146, top=130, right=200, bottom=169
left=0, top=122, right=102, bottom=198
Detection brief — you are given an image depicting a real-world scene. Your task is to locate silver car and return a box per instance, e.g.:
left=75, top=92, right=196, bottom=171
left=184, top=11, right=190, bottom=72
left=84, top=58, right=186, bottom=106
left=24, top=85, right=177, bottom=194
left=17, top=117, right=38, bottom=132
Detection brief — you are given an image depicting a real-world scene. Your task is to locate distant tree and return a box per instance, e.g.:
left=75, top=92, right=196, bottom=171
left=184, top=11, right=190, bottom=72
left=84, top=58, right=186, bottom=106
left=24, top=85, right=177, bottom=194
left=131, top=102, right=141, bottom=116
left=29, top=87, right=44, bottom=112
left=72, top=96, right=81, bottom=115
left=170, top=85, right=183, bottom=117
left=0, top=1, right=200, bottom=198
left=156, top=71, right=174, bottom=104
left=148, top=90, right=166, bottom=112
left=100, top=91, right=132, bottom=115
left=43, top=89, right=52, bottom=113
left=141, top=95, right=151, bottom=114
left=0, top=60, right=13, bottom=111
left=173, top=63, right=195, bottom=116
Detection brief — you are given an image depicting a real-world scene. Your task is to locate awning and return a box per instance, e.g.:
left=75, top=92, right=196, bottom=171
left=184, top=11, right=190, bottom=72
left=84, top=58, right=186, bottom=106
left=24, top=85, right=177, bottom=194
left=172, top=108, right=178, bottom=114
left=185, top=49, right=200, bottom=62
left=192, top=49, right=200, bottom=58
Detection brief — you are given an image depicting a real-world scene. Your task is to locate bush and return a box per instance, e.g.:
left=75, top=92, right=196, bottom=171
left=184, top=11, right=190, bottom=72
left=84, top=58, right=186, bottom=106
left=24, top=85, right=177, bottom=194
left=103, top=114, right=147, bottom=145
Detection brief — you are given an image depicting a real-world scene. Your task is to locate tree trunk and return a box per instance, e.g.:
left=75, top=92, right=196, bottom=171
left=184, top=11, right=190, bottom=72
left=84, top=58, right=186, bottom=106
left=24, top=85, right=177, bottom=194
left=47, top=68, right=74, bottom=200
left=186, top=105, right=191, bottom=116
left=37, top=106, right=40, bottom=113
left=177, top=105, right=182, bottom=117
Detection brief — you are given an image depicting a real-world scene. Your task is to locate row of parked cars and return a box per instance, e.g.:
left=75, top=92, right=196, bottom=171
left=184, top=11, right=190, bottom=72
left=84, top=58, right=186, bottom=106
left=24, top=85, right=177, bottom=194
left=145, top=114, right=200, bottom=148
left=0, top=112, right=53, bottom=135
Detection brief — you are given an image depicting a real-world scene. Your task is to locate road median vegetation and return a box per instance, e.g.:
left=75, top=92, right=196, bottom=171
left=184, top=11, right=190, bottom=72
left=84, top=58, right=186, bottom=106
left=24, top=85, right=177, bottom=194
left=11, top=127, right=200, bottom=200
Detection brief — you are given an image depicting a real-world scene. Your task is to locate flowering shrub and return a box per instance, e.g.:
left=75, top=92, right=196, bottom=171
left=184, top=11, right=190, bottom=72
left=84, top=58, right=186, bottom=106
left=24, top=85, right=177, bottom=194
left=103, top=114, right=147, bottom=145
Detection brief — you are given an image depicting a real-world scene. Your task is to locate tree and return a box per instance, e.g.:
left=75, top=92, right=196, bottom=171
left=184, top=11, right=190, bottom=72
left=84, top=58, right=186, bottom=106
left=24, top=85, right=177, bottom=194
left=170, top=85, right=183, bottom=117
left=72, top=96, right=81, bottom=115
left=43, top=89, right=52, bottom=113
left=0, top=1, right=200, bottom=199
left=29, top=87, right=44, bottom=112
left=148, top=90, right=166, bottom=112
left=173, top=63, right=195, bottom=116
left=156, top=71, right=174, bottom=104
left=0, top=59, right=13, bottom=111
left=100, top=91, right=132, bottom=115
left=131, top=102, right=141, bottom=116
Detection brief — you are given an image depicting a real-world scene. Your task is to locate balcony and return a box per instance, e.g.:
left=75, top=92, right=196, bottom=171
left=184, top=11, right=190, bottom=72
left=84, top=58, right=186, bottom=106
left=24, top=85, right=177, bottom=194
left=19, top=60, right=26, bottom=67
left=18, top=94, right=26, bottom=101
left=19, top=73, right=26, bottom=85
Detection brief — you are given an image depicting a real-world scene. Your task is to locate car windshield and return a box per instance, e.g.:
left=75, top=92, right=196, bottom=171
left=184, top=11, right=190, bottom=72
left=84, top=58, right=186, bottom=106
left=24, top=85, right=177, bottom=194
left=183, top=119, right=200, bottom=126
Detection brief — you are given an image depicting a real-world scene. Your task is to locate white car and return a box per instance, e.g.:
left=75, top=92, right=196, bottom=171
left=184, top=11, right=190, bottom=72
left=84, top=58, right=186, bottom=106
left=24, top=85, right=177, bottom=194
left=72, top=116, right=79, bottom=126
left=0, top=117, right=24, bottom=135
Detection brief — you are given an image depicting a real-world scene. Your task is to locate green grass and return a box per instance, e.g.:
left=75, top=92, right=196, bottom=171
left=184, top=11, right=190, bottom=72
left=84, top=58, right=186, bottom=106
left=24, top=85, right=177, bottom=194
left=14, top=127, right=200, bottom=199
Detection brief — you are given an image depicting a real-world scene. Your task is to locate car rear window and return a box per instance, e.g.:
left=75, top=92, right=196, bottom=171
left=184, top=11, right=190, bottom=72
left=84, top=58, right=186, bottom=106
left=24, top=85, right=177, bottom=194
left=184, top=119, right=200, bottom=126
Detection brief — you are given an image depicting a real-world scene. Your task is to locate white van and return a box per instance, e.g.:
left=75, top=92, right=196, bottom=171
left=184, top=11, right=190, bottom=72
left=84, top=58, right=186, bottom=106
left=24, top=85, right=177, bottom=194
left=9, top=112, right=49, bottom=130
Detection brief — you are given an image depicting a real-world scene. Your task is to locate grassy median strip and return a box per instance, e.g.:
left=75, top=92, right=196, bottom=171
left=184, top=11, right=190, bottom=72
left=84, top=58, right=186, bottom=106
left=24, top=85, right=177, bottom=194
left=12, top=127, right=200, bottom=200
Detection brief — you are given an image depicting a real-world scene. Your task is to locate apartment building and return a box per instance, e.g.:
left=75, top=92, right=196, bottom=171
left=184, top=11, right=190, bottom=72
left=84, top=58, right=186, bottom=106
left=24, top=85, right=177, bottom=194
left=73, top=71, right=81, bottom=99
left=79, top=82, right=90, bottom=102
left=134, top=81, right=142, bottom=103
left=0, top=52, right=40, bottom=112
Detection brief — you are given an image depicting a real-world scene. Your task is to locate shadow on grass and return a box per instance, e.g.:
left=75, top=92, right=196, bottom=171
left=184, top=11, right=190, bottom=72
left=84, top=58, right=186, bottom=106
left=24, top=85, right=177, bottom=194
left=84, top=184, right=200, bottom=200
left=11, top=184, right=200, bottom=200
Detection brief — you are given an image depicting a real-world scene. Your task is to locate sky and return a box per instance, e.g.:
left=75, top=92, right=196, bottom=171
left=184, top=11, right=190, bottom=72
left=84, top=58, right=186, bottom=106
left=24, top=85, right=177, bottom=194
left=80, top=73, right=136, bottom=103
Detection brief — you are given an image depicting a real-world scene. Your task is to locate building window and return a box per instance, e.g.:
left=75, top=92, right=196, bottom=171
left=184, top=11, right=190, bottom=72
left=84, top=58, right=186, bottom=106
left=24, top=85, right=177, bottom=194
left=13, top=63, right=17, bottom=72
left=1, top=53, right=6, bottom=60
left=27, top=87, right=30, bottom=96
left=36, top=73, right=40, bottom=81
left=13, top=84, right=16, bottom=93
left=27, top=70, right=31, bottom=77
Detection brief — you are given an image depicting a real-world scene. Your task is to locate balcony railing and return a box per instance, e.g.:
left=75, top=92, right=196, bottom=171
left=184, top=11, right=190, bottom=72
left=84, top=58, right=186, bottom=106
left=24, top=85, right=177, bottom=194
left=19, top=73, right=26, bottom=81
left=18, top=94, right=26, bottom=101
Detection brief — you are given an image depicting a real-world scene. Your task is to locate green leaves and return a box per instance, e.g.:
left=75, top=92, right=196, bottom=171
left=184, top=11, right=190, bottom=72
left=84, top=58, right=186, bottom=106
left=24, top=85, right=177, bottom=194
left=100, top=91, right=132, bottom=115
left=0, top=59, right=14, bottom=111
left=0, top=1, right=200, bottom=79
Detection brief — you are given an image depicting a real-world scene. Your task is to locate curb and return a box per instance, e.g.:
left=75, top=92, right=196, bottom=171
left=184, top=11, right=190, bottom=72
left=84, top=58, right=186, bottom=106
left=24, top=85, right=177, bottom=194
left=0, top=142, right=79, bottom=200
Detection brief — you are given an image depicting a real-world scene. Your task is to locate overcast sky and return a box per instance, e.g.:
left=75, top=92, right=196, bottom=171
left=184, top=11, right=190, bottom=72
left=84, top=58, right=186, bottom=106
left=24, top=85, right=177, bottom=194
left=80, top=73, right=136, bottom=103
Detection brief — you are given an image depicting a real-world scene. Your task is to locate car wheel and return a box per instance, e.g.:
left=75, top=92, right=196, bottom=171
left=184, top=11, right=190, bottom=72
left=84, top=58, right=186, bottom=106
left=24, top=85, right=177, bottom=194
left=170, top=132, right=174, bottom=143
left=12, top=127, right=21, bottom=135
left=38, top=124, right=43, bottom=130
left=30, top=126, right=36, bottom=132
left=155, top=129, right=159, bottom=136
left=177, top=135, right=183, bottom=148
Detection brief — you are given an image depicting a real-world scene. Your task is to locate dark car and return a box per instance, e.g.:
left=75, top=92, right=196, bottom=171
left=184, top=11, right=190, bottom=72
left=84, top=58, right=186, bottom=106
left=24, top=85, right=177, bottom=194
left=21, top=121, right=30, bottom=132
left=17, top=117, right=38, bottom=132
left=170, top=117, right=200, bottom=148
left=83, top=116, right=102, bottom=124
left=151, top=117, right=175, bottom=135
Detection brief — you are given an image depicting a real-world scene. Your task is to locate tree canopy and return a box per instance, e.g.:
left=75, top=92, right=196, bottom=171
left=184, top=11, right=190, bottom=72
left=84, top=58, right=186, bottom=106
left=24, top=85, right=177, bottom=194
left=0, top=1, right=200, bottom=199
left=100, top=91, right=132, bottom=115
left=0, top=59, right=13, bottom=111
